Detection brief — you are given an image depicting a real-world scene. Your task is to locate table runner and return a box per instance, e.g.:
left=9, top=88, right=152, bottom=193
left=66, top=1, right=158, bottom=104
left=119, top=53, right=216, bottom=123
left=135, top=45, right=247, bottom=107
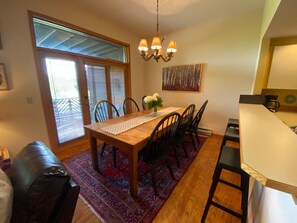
left=101, top=107, right=181, bottom=135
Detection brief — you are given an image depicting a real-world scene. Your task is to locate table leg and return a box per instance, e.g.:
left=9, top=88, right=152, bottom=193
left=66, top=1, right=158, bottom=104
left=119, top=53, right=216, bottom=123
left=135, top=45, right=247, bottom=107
left=90, top=135, right=99, bottom=172
left=129, top=150, right=138, bottom=198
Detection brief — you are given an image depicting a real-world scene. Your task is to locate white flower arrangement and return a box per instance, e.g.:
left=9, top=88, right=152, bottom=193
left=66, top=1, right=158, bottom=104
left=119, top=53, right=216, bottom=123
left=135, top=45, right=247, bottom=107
left=144, top=93, right=163, bottom=111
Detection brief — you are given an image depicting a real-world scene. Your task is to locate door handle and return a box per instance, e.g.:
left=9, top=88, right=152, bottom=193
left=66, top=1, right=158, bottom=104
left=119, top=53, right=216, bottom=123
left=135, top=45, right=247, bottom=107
left=84, top=96, right=89, bottom=106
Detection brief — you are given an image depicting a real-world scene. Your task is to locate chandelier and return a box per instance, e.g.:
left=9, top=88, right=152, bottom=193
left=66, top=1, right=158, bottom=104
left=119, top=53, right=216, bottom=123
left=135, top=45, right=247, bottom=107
left=138, top=0, right=177, bottom=62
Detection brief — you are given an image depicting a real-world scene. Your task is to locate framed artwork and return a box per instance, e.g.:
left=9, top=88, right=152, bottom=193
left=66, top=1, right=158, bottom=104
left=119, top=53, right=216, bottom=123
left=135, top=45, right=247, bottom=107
left=0, top=63, right=8, bottom=90
left=162, top=64, right=203, bottom=91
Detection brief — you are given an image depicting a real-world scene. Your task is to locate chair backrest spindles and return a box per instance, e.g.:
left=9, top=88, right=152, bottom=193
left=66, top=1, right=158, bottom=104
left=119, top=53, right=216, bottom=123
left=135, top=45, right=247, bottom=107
left=142, top=95, right=148, bottom=110
left=123, top=98, right=140, bottom=115
left=144, top=112, right=181, bottom=163
left=190, top=100, right=208, bottom=130
left=178, top=104, right=196, bottom=137
left=94, top=100, right=120, bottom=122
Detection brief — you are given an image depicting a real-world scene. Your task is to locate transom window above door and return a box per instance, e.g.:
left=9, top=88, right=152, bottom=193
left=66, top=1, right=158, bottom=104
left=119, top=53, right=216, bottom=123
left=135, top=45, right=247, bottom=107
left=33, top=18, right=127, bottom=62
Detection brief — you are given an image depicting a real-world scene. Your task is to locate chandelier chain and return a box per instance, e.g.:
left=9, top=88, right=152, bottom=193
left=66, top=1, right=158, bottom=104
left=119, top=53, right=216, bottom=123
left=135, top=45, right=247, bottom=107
left=156, top=0, right=159, bottom=35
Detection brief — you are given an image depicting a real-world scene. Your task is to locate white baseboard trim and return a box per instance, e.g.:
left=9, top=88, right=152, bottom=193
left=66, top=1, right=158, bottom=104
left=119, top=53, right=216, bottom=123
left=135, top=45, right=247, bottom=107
left=197, top=127, right=213, bottom=136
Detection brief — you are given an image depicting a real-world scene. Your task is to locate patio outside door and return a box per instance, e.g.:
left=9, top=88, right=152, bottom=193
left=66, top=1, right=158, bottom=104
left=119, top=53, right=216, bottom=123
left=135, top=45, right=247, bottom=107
left=40, top=53, right=85, bottom=145
left=39, top=52, right=127, bottom=151
left=84, top=63, right=126, bottom=123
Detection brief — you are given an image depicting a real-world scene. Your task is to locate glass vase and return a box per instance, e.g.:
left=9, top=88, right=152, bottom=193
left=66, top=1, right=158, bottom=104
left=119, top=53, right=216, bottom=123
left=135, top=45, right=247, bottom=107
left=153, top=106, right=157, bottom=116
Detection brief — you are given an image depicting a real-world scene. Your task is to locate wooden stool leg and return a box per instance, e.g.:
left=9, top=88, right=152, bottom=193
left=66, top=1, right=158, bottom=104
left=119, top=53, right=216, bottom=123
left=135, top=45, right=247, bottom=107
left=212, top=136, right=226, bottom=180
left=241, top=173, right=249, bottom=223
left=201, top=166, right=222, bottom=222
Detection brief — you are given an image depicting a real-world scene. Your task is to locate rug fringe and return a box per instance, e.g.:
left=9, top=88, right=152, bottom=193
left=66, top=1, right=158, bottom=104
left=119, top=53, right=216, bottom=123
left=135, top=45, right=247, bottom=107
left=79, top=194, right=106, bottom=223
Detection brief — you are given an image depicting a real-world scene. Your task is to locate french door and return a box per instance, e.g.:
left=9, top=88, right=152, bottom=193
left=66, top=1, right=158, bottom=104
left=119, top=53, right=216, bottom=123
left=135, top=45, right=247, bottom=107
left=84, top=60, right=127, bottom=122
left=38, top=51, right=128, bottom=152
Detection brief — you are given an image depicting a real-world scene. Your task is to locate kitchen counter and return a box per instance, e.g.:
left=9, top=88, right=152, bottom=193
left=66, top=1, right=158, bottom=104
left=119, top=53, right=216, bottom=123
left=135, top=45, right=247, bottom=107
left=274, top=111, right=297, bottom=128
left=239, top=104, right=297, bottom=195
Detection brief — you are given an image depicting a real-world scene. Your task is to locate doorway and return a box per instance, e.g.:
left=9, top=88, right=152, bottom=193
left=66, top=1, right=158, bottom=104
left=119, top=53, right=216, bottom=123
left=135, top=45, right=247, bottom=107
left=38, top=51, right=128, bottom=152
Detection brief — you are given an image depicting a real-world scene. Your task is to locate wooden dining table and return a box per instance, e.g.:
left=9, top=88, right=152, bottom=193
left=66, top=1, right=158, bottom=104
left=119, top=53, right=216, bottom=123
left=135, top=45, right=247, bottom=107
left=84, top=107, right=184, bottom=198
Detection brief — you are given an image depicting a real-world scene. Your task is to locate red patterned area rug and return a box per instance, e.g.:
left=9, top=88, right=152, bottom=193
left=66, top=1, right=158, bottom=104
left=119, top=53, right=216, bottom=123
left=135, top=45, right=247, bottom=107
left=63, top=135, right=207, bottom=223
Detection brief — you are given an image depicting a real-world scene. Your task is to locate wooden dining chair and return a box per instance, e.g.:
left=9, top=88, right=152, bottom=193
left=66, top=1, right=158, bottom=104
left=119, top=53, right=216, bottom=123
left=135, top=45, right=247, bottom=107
left=94, top=100, right=120, bottom=122
left=172, top=104, right=196, bottom=167
left=123, top=97, right=140, bottom=115
left=139, top=112, right=181, bottom=195
left=186, top=100, right=208, bottom=150
left=93, top=100, right=120, bottom=167
left=142, top=95, right=148, bottom=110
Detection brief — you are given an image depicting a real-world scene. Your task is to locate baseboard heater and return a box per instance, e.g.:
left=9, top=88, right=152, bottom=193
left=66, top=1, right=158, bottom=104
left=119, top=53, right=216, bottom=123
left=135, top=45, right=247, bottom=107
left=197, top=128, right=213, bottom=136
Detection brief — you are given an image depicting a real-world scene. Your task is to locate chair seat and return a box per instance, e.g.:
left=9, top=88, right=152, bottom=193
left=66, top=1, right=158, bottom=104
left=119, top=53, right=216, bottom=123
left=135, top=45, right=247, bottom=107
left=219, top=146, right=241, bottom=172
left=224, top=127, right=240, bottom=142
left=227, top=118, right=239, bottom=128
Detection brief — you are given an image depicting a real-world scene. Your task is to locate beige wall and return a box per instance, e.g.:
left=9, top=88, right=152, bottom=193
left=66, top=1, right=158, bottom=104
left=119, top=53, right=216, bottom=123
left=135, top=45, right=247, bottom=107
left=0, top=0, right=266, bottom=156
left=0, top=0, right=144, bottom=157
left=253, top=0, right=281, bottom=94
left=143, top=9, right=264, bottom=134
left=260, top=0, right=281, bottom=37
left=268, top=44, right=297, bottom=89
left=252, top=37, right=270, bottom=94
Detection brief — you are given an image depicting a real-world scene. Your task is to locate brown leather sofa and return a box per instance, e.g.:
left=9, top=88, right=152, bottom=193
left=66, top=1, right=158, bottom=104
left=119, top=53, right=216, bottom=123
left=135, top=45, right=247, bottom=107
left=6, top=141, right=80, bottom=223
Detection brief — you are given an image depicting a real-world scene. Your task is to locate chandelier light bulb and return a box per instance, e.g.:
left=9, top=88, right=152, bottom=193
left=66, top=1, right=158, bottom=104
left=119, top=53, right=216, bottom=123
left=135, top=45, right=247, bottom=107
left=138, top=39, right=148, bottom=51
left=167, top=40, right=177, bottom=53
left=151, top=37, right=162, bottom=50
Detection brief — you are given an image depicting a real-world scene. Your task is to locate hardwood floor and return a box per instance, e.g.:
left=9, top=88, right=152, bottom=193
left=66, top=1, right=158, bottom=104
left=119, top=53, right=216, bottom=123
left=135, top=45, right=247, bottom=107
left=57, top=134, right=242, bottom=223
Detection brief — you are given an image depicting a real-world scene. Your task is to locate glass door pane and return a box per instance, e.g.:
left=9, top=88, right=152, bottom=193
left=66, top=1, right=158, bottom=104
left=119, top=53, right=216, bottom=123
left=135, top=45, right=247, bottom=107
left=45, top=58, right=84, bottom=143
left=110, top=66, right=126, bottom=115
left=84, top=63, right=126, bottom=121
left=85, top=64, right=108, bottom=123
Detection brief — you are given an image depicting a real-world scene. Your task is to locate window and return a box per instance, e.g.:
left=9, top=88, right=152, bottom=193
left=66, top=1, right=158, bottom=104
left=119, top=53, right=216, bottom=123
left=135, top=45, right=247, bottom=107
left=33, top=18, right=127, bottom=62
left=29, top=12, right=130, bottom=151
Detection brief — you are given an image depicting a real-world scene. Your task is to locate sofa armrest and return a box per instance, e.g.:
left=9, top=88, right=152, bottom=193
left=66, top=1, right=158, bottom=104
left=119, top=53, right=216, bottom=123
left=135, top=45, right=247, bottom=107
left=7, top=141, right=80, bottom=223
left=54, top=178, right=80, bottom=223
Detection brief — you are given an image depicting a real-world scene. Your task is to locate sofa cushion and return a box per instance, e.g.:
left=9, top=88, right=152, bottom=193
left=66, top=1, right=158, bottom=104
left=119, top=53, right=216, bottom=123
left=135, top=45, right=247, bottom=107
left=0, top=168, right=13, bottom=223
left=7, top=141, right=71, bottom=223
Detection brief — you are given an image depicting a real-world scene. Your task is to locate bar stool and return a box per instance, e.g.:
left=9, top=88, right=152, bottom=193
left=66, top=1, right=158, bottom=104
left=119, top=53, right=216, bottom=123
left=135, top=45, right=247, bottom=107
left=227, top=118, right=239, bottom=128
left=201, top=145, right=250, bottom=223
left=221, top=126, right=240, bottom=147
left=214, top=126, right=240, bottom=174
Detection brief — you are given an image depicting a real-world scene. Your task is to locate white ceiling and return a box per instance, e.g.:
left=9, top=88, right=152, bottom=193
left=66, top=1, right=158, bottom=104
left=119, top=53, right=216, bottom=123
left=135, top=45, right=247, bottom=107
left=70, top=0, right=266, bottom=37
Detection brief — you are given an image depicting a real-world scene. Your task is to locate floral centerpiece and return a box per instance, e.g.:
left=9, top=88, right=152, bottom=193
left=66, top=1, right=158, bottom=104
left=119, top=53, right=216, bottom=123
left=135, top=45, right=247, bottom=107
left=144, top=93, right=163, bottom=113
